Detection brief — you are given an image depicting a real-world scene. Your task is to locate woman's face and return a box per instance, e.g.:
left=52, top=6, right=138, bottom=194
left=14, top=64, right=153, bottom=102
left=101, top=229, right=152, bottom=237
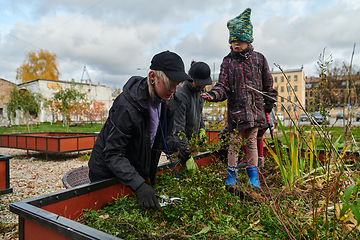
left=154, top=75, right=179, bottom=100
left=231, top=40, right=249, bottom=52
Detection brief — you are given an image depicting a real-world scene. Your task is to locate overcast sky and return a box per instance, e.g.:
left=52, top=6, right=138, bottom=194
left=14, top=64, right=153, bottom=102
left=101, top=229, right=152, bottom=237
left=1, top=0, right=359, bottom=90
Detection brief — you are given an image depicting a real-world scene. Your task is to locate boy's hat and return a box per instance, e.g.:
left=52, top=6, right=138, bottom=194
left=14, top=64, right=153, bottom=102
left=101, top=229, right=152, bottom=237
left=188, top=62, right=212, bottom=86
left=227, top=8, right=253, bottom=44
left=150, top=50, right=192, bottom=82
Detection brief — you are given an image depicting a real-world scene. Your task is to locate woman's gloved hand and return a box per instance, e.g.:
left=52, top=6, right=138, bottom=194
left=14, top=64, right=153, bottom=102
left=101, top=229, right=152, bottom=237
left=178, top=149, right=198, bottom=174
left=135, top=182, right=162, bottom=211
left=186, top=156, right=198, bottom=175
left=264, top=103, right=274, bottom=113
left=198, top=128, right=207, bottom=144
left=199, top=128, right=206, bottom=140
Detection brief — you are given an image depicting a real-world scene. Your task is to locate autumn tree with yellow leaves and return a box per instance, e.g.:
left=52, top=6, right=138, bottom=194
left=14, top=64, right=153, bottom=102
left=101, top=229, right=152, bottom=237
left=16, top=49, right=60, bottom=83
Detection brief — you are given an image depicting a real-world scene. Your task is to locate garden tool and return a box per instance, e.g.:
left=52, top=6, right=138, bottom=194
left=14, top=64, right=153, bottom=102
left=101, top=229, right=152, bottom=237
left=246, top=166, right=260, bottom=189
left=155, top=194, right=182, bottom=207
left=266, top=112, right=273, bottom=140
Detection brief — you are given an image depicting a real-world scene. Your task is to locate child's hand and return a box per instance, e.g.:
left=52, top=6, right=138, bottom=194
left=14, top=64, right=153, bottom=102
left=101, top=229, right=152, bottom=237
left=200, top=93, right=213, bottom=101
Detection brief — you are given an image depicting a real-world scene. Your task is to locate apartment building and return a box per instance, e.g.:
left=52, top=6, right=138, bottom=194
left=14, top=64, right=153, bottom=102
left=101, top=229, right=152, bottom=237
left=305, top=73, right=360, bottom=117
left=271, top=67, right=306, bottom=117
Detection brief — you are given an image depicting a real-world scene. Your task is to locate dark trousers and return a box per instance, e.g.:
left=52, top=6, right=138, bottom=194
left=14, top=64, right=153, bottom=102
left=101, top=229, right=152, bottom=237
left=89, top=169, right=108, bottom=182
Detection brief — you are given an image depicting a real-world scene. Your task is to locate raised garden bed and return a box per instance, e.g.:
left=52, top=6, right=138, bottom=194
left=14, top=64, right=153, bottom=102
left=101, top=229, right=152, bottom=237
left=204, top=130, right=220, bottom=143
left=10, top=151, right=220, bottom=240
left=0, top=132, right=98, bottom=157
left=8, top=129, right=360, bottom=239
left=0, top=154, right=12, bottom=196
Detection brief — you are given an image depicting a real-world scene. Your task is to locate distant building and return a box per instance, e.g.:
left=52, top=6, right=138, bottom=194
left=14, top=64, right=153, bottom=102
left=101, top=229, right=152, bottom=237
left=271, top=67, right=306, bottom=117
left=0, top=78, right=16, bottom=126
left=112, top=88, right=121, bottom=101
left=18, top=79, right=112, bottom=123
left=304, top=73, right=360, bottom=117
left=304, top=76, right=320, bottom=112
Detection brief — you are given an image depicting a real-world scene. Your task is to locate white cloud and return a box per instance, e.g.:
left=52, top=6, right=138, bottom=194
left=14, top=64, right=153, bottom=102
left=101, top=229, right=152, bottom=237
left=1, top=0, right=359, bottom=89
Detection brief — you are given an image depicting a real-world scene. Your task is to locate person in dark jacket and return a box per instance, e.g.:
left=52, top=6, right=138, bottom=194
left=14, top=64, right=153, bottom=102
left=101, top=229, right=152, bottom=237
left=172, top=61, right=212, bottom=172
left=201, top=8, right=277, bottom=189
left=88, top=50, right=191, bottom=211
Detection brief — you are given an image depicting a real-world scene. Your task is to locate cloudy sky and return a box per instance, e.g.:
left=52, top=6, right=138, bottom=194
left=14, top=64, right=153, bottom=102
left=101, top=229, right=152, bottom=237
left=1, top=0, right=359, bottom=90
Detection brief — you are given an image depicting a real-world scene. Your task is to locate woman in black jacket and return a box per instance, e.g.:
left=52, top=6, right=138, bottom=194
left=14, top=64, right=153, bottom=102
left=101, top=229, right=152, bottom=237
left=88, top=50, right=191, bottom=211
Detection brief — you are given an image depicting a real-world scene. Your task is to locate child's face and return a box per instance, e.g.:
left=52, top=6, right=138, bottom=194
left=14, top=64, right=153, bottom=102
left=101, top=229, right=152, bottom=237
left=154, top=76, right=180, bottom=100
left=231, top=40, right=249, bottom=52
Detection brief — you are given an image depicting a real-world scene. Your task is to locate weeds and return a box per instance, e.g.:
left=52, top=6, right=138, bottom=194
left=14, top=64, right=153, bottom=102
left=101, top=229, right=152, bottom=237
left=258, top=49, right=360, bottom=239
left=80, top=151, right=360, bottom=239
left=80, top=161, right=289, bottom=239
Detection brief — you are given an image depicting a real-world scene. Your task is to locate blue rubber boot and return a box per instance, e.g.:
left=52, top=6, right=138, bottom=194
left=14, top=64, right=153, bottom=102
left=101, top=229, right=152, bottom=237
left=225, top=166, right=239, bottom=187
left=246, top=166, right=260, bottom=189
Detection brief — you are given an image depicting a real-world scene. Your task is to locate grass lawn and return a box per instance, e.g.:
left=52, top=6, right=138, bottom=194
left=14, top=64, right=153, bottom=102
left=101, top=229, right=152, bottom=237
left=0, top=122, right=104, bottom=134
left=276, top=124, right=360, bottom=150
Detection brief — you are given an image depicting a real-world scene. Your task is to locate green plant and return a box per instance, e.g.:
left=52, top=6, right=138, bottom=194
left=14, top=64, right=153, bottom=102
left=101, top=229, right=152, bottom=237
left=48, top=82, right=88, bottom=132
left=7, top=87, right=43, bottom=133
left=268, top=50, right=360, bottom=239
left=80, top=162, right=291, bottom=239
left=264, top=118, right=318, bottom=187
left=336, top=176, right=360, bottom=237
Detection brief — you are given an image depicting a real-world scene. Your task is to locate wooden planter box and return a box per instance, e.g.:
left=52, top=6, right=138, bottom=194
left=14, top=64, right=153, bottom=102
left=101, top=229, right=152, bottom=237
left=205, top=130, right=221, bottom=143
left=10, top=151, right=221, bottom=240
left=0, top=154, right=13, bottom=196
left=0, top=132, right=98, bottom=153
left=9, top=130, right=358, bottom=239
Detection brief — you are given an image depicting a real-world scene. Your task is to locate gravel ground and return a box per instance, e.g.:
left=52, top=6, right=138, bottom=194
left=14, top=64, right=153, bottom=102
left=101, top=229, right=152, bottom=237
left=0, top=148, right=89, bottom=239
left=0, top=148, right=170, bottom=240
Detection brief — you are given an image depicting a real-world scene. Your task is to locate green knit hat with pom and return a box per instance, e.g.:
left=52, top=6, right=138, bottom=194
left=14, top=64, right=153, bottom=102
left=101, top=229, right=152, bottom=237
left=227, top=8, right=253, bottom=44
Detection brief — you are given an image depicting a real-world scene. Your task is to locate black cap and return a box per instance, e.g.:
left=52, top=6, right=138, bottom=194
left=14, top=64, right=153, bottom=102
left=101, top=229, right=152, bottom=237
left=150, top=50, right=192, bottom=82
left=188, top=61, right=212, bottom=86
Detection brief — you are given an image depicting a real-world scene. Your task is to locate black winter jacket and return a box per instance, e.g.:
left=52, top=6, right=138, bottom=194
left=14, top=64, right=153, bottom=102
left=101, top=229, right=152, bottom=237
left=88, top=76, right=181, bottom=191
left=172, top=81, right=206, bottom=150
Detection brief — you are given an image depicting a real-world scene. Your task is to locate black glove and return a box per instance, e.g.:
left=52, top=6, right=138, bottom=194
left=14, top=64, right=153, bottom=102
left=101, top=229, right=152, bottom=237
left=135, top=182, right=162, bottom=211
left=264, top=103, right=273, bottom=113
left=178, top=149, right=191, bottom=164
left=265, top=107, right=272, bottom=114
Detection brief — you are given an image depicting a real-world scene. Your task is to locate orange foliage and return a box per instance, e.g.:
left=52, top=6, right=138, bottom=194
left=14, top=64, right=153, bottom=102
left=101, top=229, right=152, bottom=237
left=71, top=102, right=90, bottom=120
left=47, top=100, right=90, bottom=122
left=16, top=49, right=60, bottom=83
left=87, top=101, right=106, bottom=121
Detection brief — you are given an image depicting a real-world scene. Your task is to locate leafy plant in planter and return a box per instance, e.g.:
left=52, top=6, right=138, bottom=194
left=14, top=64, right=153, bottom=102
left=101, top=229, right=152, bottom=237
left=79, top=153, right=360, bottom=239
left=176, top=128, right=245, bottom=161
left=80, top=162, right=288, bottom=239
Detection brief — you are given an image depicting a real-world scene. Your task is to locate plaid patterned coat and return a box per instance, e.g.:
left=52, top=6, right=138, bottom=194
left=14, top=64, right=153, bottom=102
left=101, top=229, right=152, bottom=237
left=208, top=46, right=277, bottom=131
